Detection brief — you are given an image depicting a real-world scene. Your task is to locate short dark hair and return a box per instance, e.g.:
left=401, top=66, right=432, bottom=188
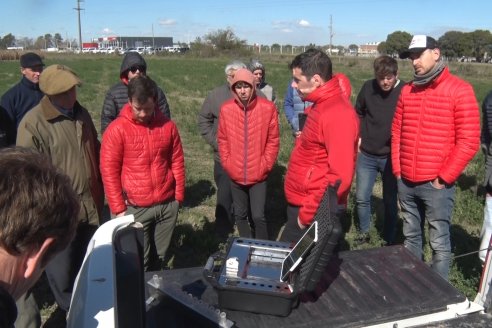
left=128, top=75, right=158, bottom=104
left=289, top=48, right=332, bottom=81
left=0, top=147, right=79, bottom=266
left=374, top=55, right=398, bottom=78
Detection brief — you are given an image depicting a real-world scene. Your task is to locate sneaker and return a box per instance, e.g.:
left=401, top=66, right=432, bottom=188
left=354, top=232, right=370, bottom=246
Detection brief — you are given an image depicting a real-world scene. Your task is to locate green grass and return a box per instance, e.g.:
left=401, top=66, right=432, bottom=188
left=1, top=53, right=491, bottom=322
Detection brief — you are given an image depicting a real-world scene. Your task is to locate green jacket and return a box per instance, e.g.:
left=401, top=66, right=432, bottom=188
left=16, top=96, right=104, bottom=225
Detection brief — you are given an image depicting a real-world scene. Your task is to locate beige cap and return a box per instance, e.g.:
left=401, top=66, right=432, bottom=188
left=39, top=64, right=82, bottom=96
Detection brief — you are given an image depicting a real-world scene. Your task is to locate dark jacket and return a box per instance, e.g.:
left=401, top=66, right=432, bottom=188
left=100, top=52, right=170, bottom=134
left=0, top=286, right=17, bottom=328
left=0, top=106, right=15, bottom=147
left=0, top=76, right=44, bottom=139
left=17, top=96, right=104, bottom=225
left=355, top=79, right=404, bottom=157
left=198, top=83, right=232, bottom=161
left=482, top=90, right=492, bottom=192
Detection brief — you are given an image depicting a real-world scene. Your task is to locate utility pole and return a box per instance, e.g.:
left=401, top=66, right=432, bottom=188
left=74, top=0, right=84, bottom=50
left=152, top=24, right=155, bottom=49
left=329, top=15, right=334, bottom=55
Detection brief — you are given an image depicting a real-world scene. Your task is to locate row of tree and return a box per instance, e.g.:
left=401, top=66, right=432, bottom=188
left=0, top=33, right=76, bottom=50
left=377, top=30, right=492, bottom=62
left=1, top=28, right=491, bottom=61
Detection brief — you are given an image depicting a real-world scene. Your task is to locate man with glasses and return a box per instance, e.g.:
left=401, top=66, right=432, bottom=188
left=354, top=55, right=404, bottom=246
left=1, top=52, right=45, bottom=143
left=101, top=51, right=170, bottom=134
left=392, top=35, right=480, bottom=280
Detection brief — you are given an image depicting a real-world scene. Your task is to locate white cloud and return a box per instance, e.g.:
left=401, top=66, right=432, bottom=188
left=281, top=28, right=293, bottom=33
left=298, top=19, right=311, bottom=28
left=102, top=28, right=114, bottom=34
left=272, top=20, right=289, bottom=30
left=159, top=19, right=177, bottom=26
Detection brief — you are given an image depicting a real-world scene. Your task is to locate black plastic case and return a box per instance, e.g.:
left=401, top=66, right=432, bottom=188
left=203, top=184, right=342, bottom=316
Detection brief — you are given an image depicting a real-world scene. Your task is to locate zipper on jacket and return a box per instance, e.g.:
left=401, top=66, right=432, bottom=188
left=243, top=105, right=248, bottom=184
left=147, top=125, right=157, bottom=203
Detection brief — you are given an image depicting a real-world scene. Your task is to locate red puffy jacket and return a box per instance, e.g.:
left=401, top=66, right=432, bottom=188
left=284, top=75, right=359, bottom=226
left=391, top=67, right=480, bottom=184
left=100, top=103, right=185, bottom=215
left=218, top=74, right=279, bottom=185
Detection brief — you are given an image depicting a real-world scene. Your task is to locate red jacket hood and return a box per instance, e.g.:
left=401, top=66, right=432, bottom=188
left=231, top=68, right=256, bottom=106
left=305, top=73, right=351, bottom=105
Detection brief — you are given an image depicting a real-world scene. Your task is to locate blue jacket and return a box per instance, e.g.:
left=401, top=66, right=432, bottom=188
left=283, top=81, right=312, bottom=132
left=1, top=76, right=44, bottom=129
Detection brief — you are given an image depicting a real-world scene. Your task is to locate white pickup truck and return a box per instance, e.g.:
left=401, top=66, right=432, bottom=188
left=67, top=215, right=492, bottom=328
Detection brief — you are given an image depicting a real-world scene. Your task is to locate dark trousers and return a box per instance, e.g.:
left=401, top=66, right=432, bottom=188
left=279, top=205, right=304, bottom=244
left=45, top=223, right=97, bottom=310
left=214, top=160, right=234, bottom=231
left=231, top=180, right=269, bottom=240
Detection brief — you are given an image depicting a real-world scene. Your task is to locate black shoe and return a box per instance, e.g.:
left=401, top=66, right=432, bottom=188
left=354, top=233, right=370, bottom=246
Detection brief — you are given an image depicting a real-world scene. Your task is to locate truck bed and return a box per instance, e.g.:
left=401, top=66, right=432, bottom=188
left=146, top=245, right=475, bottom=327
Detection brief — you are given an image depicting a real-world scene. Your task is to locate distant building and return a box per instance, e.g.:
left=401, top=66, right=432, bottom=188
left=92, top=36, right=173, bottom=49
left=358, top=42, right=381, bottom=57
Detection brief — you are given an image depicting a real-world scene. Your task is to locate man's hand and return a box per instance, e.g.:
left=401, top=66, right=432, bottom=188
left=431, top=177, right=445, bottom=189
left=295, top=131, right=302, bottom=138
left=116, top=211, right=126, bottom=217
left=297, top=217, right=307, bottom=230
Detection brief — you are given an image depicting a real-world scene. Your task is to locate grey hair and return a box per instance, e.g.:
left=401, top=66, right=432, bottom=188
left=225, top=60, right=246, bottom=75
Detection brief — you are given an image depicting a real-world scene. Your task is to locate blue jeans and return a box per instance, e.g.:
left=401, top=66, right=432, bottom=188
left=397, top=178, right=455, bottom=280
left=355, top=152, right=398, bottom=243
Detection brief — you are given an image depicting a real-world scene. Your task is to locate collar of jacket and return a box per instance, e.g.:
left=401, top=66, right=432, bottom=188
left=39, top=96, right=80, bottom=121
left=233, top=94, right=258, bottom=111
left=410, top=66, right=449, bottom=90
left=21, top=76, right=41, bottom=91
left=304, top=76, right=345, bottom=104
left=120, top=102, right=166, bottom=126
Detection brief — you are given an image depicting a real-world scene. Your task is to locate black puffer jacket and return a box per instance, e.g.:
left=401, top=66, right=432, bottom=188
left=0, top=286, right=16, bottom=328
left=482, top=90, right=492, bottom=192
left=100, top=52, right=170, bottom=134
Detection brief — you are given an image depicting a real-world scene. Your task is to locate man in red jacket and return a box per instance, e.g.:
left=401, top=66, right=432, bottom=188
left=280, top=49, right=359, bottom=243
left=218, top=68, right=279, bottom=240
left=100, top=75, right=185, bottom=271
left=392, top=35, right=480, bottom=280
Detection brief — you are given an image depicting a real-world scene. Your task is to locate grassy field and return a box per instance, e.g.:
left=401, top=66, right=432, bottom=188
left=1, top=53, right=492, bottom=324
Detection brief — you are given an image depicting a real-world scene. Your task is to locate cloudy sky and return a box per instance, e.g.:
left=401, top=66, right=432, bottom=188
left=2, top=0, right=491, bottom=46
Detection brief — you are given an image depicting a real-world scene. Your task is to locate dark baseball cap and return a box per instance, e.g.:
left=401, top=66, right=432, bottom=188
left=20, top=52, right=45, bottom=68
left=399, top=35, right=439, bottom=59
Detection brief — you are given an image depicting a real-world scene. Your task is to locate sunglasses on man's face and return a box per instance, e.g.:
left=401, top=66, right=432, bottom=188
left=129, top=66, right=145, bottom=74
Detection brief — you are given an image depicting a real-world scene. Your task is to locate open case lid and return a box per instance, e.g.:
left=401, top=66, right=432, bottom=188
left=293, top=183, right=343, bottom=293
left=280, top=221, right=318, bottom=282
